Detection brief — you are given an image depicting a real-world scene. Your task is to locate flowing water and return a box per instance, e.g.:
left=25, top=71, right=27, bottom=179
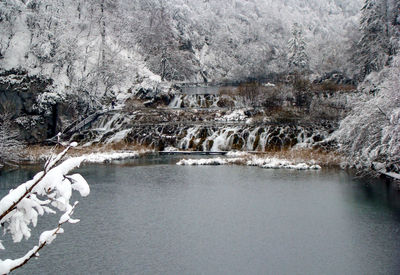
left=1, top=156, right=400, bottom=275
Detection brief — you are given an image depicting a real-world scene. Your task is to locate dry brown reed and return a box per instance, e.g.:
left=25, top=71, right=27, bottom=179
left=254, top=148, right=343, bottom=167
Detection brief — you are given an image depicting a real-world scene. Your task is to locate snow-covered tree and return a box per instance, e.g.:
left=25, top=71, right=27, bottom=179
left=0, top=143, right=90, bottom=273
left=333, top=53, right=400, bottom=174
left=389, top=0, right=400, bottom=55
left=0, top=0, right=363, bottom=84
left=353, top=0, right=391, bottom=80
left=287, top=23, right=309, bottom=72
left=0, top=1, right=21, bottom=60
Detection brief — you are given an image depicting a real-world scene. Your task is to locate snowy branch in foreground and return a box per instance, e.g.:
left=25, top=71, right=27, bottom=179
left=0, top=143, right=90, bottom=274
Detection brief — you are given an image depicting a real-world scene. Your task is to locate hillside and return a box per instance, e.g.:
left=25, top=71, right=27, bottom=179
left=1, top=0, right=361, bottom=95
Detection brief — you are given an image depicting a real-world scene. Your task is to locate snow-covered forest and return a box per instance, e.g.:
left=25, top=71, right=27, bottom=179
left=1, top=0, right=362, bottom=90
left=334, top=0, right=400, bottom=174
left=0, top=0, right=398, bottom=172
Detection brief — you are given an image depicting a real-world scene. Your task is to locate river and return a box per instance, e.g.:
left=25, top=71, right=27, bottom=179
left=1, top=156, right=400, bottom=274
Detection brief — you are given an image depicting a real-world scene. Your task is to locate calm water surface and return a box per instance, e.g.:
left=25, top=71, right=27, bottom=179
left=182, top=86, right=221, bottom=95
left=1, top=156, right=400, bottom=275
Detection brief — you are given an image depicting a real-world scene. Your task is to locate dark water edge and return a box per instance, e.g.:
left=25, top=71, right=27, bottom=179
left=1, top=157, right=400, bottom=275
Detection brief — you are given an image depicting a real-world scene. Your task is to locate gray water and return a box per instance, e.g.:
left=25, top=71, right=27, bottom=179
left=182, top=86, right=221, bottom=95
left=1, top=157, right=400, bottom=275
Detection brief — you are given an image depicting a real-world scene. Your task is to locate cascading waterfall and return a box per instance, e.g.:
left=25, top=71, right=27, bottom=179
left=178, top=126, right=201, bottom=149
left=246, top=127, right=260, bottom=151
left=208, top=127, right=240, bottom=151
left=77, top=112, right=133, bottom=146
left=169, top=96, right=184, bottom=108
left=70, top=107, right=331, bottom=152
left=168, top=94, right=233, bottom=108
left=170, top=125, right=328, bottom=152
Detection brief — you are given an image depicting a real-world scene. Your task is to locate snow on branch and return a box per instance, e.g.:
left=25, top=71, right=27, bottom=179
left=0, top=143, right=89, bottom=274
left=333, top=54, right=400, bottom=173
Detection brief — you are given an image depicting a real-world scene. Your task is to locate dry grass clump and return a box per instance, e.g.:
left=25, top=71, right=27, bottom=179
left=124, top=98, right=145, bottom=112
left=22, top=145, right=57, bottom=162
left=218, top=86, right=237, bottom=96
left=256, top=148, right=343, bottom=167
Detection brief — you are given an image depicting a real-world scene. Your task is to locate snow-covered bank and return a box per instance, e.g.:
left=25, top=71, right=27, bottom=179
left=80, top=151, right=141, bottom=163
left=24, top=147, right=152, bottom=164
left=177, top=157, right=242, bottom=166
left=177, top=154, right=321, bottom=170
left=246, top=156, right=321, bottom=170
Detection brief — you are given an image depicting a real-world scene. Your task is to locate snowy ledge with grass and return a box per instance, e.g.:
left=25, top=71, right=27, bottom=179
left=177, top=152, right=321, bottom=170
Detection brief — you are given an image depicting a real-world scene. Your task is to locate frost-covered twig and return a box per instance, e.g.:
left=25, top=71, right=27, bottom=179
left=5, top=202, right=79, bottom=274
left=0, top=143, right=89, bottom=274
left=0, top=142, right=77, bottom=223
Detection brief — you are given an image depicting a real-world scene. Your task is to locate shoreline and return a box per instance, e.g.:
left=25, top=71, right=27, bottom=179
left=2, top=145, right=399, bottom=186
left=18, top=144, right=343, bottom=167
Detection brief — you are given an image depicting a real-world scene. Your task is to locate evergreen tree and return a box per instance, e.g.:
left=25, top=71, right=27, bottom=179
left=355, top=0, right=391, bottom=79
left=287, top=23, right=309, bottom=72
left=389, top=0, right=400, bottom=55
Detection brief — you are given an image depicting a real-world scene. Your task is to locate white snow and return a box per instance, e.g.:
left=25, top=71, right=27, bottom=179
left=1, top=14, right=30, bottom=70
left=69, top=174, right=90, bottom=197
left=262, top=82, right=276, bottom=87
left=39, top=228, right=60, bottom=245
left=81, top=151, right=139, bottom=163
left=381, top=171, right=400, bottom=180
left=177, top=155, right=321, bottom=170
left=215, top=109, right=247, bottom=121
left=226, top=151, right=250, bottom=157
left=0, top=147, right=90, bottom=273
left=247, top=157, right=321, bottom=170
left=177, top=157, right=237, bottom=166
left=163, top=146, right=179, bottom=152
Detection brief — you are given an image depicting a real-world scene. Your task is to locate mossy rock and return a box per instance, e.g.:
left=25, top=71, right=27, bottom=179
left=178, top=130, right=188, bottom=139
left=232, top=134, right=244, bottom=150
left=195, top=139, right=206, bottom=151
left=198, top=128, right=209, bottom=139
left=269, top=136, right=282, bottom=147
left=216, top=97, right=235, bottom=108
left=257, top=128, right=265, bottom=135
left=313, top=134, right=323, bottom=142
left=188, top=137, right=195, bottom=149
left=207, top=140, right=214, bottom=150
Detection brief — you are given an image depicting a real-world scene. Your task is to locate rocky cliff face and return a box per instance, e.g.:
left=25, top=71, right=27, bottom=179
left=0, top=70, right=87, bottom=144
left=0, top=70, right=53, bottom=143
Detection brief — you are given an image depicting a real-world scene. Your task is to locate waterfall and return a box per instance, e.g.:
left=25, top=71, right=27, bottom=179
left=169, top=96, right=184, bottom=108
left=71, top=108, right=331, bottom=152
left=178, top=126, right=200, bottom=149
left=168, top=94, right=235, bottom=109
left=208, top=127, right=240, bottom=151
left=246, top=127, right=260, bottom=151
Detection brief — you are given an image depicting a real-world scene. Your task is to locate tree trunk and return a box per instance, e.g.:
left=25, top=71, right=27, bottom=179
left=99, top=0, right=106, bottom=67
